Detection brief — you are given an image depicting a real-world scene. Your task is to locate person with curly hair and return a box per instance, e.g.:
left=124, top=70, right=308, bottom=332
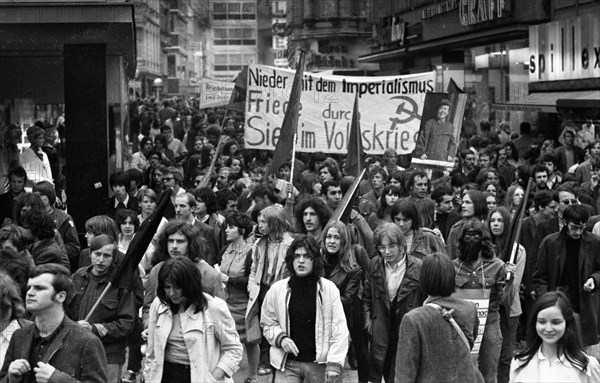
left=294, top=198, right=331, bottom=241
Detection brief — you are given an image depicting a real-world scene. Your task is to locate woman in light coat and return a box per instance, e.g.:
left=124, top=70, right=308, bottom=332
left=145, top=257, right=242, bottom=382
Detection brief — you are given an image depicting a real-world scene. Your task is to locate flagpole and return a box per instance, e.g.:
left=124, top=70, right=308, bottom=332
left=287, top=132, right=297, bottom=199
left=84, top=282, right=113, bottom=321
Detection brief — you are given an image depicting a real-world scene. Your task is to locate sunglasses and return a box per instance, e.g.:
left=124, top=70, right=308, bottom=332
left=560, top=199, right=578, bottom=205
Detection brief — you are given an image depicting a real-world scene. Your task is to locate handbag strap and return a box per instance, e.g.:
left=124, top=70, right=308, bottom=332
left=427, top=303, right=471, bottom=351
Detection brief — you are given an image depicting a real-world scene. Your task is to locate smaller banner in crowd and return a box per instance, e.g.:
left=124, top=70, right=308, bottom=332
left=244, top=64, right=436, bottom=155
left=199, top=78, right=235, bottom=109
left=453, top=288, right=491, bottom=360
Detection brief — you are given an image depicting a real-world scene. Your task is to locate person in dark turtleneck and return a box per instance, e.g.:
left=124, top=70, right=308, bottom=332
left=260, top=235, right=349, bottom=383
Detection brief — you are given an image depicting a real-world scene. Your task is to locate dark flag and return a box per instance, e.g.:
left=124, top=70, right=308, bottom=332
left=111, top=188, right=171, bottom=289
left=345, top=93, right=364, bottom=177
left=447, top=78, right=464, bottom=94
left=228, top=66, right=248, bottom=111
left=330, top=169, right=367, bottom=224
left=269, top=50, right=306, bottom=178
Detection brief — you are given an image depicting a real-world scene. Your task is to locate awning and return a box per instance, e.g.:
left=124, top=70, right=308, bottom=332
left=359, top=24, right=529, bottom=63
left=491, top=90, right=600, bottom=113
left=0, top=2, right=136, bottom=77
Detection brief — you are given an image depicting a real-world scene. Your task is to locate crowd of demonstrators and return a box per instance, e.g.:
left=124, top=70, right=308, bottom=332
left=4, top=104, right=600, bottom=383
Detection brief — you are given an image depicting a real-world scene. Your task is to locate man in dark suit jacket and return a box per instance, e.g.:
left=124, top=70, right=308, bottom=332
left=0, top=264, right=107, bottom=383
left=103, top=171, right=139, bottom=218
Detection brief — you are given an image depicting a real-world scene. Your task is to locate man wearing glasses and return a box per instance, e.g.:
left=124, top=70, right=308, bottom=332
left=362, top=223, right=423, bottom=383
left=534, top=204, right=600, bottom=359
left=536, top=183, right=594, bottom=245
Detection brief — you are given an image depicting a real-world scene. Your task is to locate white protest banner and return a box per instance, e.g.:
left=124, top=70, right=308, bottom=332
left=244, top=64, right=435, bottom=154
left=199, top=78, right=234, bottom=109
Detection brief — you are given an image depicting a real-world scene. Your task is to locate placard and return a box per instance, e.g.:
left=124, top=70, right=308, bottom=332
left=244, top=64, right=436, bottom=155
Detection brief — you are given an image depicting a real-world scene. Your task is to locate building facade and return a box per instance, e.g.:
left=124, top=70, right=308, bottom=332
left=286, top=0, right=377, bottom=73
left=133, top=0, right=161, bottom=97
left=0, top=0, right=136, bottom=232
left=360, top=0, right=599, bottom=140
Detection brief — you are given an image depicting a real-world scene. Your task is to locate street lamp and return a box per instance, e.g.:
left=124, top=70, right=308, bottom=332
left=152, top=78, right=163, bottom=100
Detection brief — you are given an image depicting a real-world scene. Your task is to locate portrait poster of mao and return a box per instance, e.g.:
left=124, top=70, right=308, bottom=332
left=411, top=92, right=467, bottom=170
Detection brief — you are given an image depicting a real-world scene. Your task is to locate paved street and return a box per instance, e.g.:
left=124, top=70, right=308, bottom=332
left=232, top=353, right=359, bottom=383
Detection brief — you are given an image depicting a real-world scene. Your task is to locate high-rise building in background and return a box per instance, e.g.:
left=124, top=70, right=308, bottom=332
left=133, top=0, right=161, bottom=97
left=286, top=0, right=378, bottom=73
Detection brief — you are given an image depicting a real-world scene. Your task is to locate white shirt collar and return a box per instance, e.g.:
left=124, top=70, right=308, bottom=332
left=385, top=256, right=406, bottom=271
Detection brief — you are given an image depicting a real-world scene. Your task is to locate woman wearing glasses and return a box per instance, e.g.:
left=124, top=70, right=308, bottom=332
left=362, top=223, right=424, bottom=383
left=453, top=220, right=512, bottom=383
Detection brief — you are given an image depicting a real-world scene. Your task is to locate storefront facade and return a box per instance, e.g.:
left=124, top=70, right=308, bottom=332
left=0, top=1, right=136, bottom=231
left=527, top=6, right=600, bottom=142
left=360, top=0, right=551, bottom=135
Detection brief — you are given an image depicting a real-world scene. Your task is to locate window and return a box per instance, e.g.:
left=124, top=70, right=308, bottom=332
left=213, top=2, right=255, bottom=21
left=214, top=27, right=256, bottom=46
left=167, top=55, right=176, bottom=77
left=242, top=2, right=256, bottom=19
left=213, top=53, right=256, bottom=72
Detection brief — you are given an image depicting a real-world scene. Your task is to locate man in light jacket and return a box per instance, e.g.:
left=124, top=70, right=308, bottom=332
left=260, top=235, right=349, bottom=382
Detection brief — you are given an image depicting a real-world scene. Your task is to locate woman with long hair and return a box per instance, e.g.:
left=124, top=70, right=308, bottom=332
left=487, top=207, right=524, bottom=383
left=510, top=291, right=600, bottom=382
left=218, top=212, right=260, bottom=383
left=225, top=155, right=246, bottom=182
left=390, top=199, right=445, bottom=259
left=453, top=220, right=512, bottom=383
left=505, top=185, right=525, bottom=217
left=320, top=221, right=369, bottom=382
left=367, top=185, right=400, bottom=230
left=199, top=144, right=216, bottom=170
left=115, top=209, right=139, bottom=253
left=145, top=257, right=243, bottom=383
left=484, top=192, right=498, bottom=211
